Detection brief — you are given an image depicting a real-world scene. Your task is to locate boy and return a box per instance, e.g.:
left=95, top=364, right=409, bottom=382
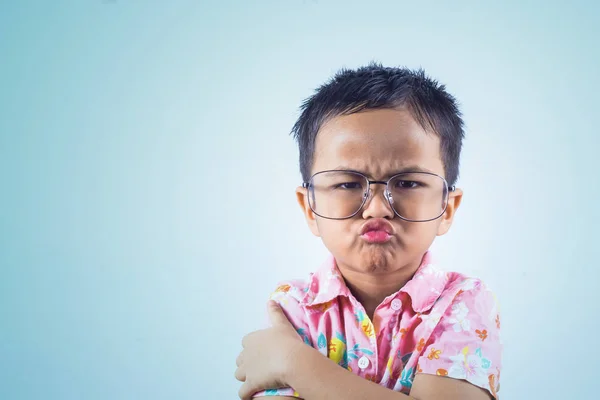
left=235, top=64, right=502, bottom=400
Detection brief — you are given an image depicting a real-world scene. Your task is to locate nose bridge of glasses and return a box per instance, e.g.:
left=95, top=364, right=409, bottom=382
left=364, top=180, right=393, bottom=205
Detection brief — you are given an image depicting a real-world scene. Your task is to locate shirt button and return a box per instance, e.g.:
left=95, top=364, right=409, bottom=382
left=358, top=356, right=370, bottom=369
left=391, top=299, right=402, bottom=311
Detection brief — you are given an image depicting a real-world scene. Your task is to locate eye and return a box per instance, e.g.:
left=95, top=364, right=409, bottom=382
left=335, top=182, right=363, bottom=190
left=395, top=180, right=419, bottom=189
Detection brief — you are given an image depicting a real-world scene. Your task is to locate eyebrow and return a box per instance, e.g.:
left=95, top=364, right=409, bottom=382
left=332, top=165, right=436, bottom=178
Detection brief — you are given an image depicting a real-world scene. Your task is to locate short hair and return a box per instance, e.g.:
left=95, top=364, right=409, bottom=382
left=291, top=63, right=465, bottom=186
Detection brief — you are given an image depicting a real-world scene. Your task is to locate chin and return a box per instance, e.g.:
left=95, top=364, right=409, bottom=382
left=355, top=246, right=400, bottom=273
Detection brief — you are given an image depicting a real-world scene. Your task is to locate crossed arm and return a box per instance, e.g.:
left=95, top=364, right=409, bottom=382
left=235, top=302, right=493, bottom=400
left=256, top=342, right=490, bottom=400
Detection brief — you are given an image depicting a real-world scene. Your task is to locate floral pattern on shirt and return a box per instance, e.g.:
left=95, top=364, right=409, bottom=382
left=252, top=252, right=502, bottom=398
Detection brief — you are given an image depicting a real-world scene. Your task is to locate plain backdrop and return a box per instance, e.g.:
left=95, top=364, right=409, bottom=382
left=1, top=1, right=599, bottom=399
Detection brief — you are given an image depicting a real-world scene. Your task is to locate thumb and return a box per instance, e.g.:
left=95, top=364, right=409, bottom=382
left=267, top=300, right=293, bottom=327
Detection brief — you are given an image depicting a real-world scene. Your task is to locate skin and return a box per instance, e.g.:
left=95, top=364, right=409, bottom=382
left=235, top=108, right=493, bottom=399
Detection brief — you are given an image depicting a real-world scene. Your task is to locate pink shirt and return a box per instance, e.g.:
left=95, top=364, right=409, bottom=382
left=254, top=252, right=502, bottom=398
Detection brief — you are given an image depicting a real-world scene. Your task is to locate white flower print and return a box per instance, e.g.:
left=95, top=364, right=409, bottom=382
left=452, top=301, right=469, bottom=317
left=448, top=301, right=471, bottom=332
left=320, top=270, right=342, bottom=294
left=421, top=310, right=443, bottom=329
left=417, top=263, right=446, bottom=280
left=448, top=347, right=487, bottom=383
left=326, top=269, right=341, bottom=281
left=460, top=278, right=477, bottom=292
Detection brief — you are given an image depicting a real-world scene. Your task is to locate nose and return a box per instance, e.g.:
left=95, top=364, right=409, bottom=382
left=361, top=183, right=395, bottom=219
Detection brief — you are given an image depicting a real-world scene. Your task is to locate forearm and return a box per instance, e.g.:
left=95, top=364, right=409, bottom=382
left=285, top=343, right=415, bottom=400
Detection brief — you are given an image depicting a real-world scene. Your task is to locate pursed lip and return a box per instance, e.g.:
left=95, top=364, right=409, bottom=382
left=360, top=218, right=395, bottom=236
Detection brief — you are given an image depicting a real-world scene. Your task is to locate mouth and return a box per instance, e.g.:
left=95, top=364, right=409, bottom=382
left=360, top=219, right=394, bottom=244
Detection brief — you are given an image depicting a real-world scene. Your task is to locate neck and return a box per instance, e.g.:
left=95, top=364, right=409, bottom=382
left=340, top=257, right=423, bottom=320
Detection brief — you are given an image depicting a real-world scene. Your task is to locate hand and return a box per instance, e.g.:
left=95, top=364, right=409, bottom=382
left=235, top=300, right=303, bottom=399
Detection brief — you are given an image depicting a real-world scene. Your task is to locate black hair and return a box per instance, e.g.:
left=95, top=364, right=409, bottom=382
left=291, top=63, right=465, bottom=186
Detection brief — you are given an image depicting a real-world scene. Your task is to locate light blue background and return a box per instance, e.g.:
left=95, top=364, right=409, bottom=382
left=1, top=1, right=598, bottom=399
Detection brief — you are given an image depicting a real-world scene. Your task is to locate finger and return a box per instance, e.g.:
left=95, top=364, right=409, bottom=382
left=267, top=300, right=293, bottom=327
left=238, top=381, right=255, bottom=400
left=234, top=365, right=246, bottom=382
left=236, top=351, right=243, bottom=367
left=241, top=330, right=258, bottom=348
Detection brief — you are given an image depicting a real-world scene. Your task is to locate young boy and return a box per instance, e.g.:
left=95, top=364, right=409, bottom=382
left=235, top=64, right=502, bottom=400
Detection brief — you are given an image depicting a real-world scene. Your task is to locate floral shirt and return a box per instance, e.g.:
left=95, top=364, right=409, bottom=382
left=253, top=251, right=502, bottom=398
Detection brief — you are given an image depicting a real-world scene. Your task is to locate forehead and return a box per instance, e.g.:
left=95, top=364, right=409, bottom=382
left=312, top=108, right=444, bottom=178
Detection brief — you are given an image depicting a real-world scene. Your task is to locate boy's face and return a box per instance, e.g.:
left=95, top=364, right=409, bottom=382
left=296, top=108, right=462, bottom=275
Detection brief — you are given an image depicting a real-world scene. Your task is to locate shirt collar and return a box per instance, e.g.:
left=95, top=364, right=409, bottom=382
left=399, top=251, right=449, bottom=313
left=301, top=251, right=448, bottom=313
left=301, top=255, right=350, bottom=306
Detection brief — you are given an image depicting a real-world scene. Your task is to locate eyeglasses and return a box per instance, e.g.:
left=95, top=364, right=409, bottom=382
left=302, top=170, right=455, bottom=222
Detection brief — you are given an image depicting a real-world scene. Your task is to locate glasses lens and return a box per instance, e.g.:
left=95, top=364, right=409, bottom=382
left=308, top=171, right=367, bottom=219
left=388, top=173, right=448, bottom=221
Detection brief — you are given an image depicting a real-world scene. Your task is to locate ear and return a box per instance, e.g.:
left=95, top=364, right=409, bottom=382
left=296, top=186, right=321, bottom=237
left=437, top=188, right=463, bottom=236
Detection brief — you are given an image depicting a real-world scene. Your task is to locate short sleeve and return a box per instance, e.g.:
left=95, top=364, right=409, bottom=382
left=252, top=282, right=312, bottom=399
left=417, top=281, right=502, bottom=398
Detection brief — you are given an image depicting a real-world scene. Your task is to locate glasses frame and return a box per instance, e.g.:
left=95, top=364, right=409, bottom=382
left=302, top=169, right=456, bottom=222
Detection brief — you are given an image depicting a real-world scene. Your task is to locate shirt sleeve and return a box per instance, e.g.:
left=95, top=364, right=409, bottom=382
left=252, top=282, right=312, bottom=399
left=417, top=280, right=502, bottom=398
